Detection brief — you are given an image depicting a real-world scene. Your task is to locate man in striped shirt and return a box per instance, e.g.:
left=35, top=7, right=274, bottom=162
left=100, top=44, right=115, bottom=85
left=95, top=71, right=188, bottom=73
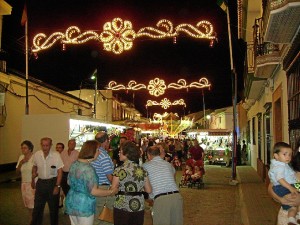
left=91, top=131, right=114, bottom=225
left=143, top=146, right=183, bottom=225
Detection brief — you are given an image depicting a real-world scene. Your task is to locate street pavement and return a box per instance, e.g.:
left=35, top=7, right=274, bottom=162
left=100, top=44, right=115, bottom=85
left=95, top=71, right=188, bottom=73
left=0, top=165, right=280, bottom=225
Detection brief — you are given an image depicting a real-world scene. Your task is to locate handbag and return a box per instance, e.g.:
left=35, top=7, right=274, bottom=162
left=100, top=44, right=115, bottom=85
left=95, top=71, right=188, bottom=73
left=98, top=196, right=114, bottom=223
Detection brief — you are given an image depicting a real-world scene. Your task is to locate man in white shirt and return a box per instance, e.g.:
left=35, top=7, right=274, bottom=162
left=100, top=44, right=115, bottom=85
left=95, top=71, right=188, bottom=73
left=31, top=137, right=64, bottom=225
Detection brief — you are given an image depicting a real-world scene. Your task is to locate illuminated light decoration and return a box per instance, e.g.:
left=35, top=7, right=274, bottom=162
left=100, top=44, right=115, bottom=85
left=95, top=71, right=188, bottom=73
left=146, top=98, right=186, bottom=109
left=127, top=80, right=146, bottom=90
left=189, top=78, right=211, bottom=90
left=107, top=80, right=146, bottom=91
left=32, top=18, right=216, bottom=55
left=33, top=52, right=38, bottom=60
left=150, top=112, right=193, bottom=137
left=32, top=26, right=99, bottom=53
left=100, top=18, right=136, bottom=54
left=107, top=77, right=211, bottom=96
left=147, top=78, right=167, bottom=97
left=173, top=36, right=177, bottom=44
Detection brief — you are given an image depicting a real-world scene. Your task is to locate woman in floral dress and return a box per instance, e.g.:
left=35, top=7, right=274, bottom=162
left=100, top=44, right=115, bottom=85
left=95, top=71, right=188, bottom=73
left=65, top=140, right=118, bottom=225
left=112, top=140, right=152, bottom=225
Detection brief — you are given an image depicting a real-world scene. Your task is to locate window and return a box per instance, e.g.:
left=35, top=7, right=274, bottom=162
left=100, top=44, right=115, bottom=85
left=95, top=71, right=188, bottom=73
left=252, top=117, right=256, bottom=145
left=257, top=113, right=262, bottom=159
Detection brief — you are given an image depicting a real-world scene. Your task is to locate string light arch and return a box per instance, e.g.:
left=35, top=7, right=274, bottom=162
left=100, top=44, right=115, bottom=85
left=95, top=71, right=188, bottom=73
left=32, top=18, right=216, bottom=55
left=146, top=98, right=186, bottom=109
left=107, top=77, right=211, bottom=97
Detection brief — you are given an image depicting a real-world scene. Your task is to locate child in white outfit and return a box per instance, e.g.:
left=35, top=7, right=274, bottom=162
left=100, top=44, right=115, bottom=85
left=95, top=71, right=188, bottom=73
left=268, top=142, right=300, bottom=225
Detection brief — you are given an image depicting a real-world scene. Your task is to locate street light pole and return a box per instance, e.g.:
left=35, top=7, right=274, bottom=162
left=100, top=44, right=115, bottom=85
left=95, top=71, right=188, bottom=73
left=91, top=69, right=97, bottom=118
left=202, top=89, right=206, bottom=128
left=226, top=4, right=238, bottom=184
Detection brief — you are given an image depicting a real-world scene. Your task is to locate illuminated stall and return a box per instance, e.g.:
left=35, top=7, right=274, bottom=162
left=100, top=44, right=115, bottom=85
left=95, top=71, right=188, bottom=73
left=22, top=114, right=127, bottom=151
left=186, top=129, right=232, bottom=165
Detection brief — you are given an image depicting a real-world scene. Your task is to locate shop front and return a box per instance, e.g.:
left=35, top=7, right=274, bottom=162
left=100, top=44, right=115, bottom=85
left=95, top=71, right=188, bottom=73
left=22, top=114, right=127, bottom=151
left=186, top=129, right=232, bottom=165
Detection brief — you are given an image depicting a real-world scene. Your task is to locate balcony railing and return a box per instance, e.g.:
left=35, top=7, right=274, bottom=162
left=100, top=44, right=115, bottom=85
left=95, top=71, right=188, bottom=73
left=246, top=43, right=255, bottom=74
left=262, top=0, right=300, bottom=43
left=252, top=17, right=280, bottom=78
left=253, top=18, right=280, bottom=57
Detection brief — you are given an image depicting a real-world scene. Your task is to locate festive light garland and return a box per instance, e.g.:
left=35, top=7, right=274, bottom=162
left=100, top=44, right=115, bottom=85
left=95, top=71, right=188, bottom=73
left=32, top=18, right=216, bottom=55
left=146, top=98, right=186, bottom=109
left=107, top=77, right=211, bottom=97
left=150, top=112, right=193, bottom=137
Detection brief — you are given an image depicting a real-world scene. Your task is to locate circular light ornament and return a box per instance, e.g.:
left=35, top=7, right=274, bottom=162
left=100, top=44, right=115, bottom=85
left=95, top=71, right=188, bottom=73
left=99, top=18, right=136, bottom=54
left=147, top=78, right=167, bottom=97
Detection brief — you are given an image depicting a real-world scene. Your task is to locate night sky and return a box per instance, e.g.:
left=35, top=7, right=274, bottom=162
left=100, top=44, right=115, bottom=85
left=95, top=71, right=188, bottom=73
left=3, top=0, right=245, bottom=117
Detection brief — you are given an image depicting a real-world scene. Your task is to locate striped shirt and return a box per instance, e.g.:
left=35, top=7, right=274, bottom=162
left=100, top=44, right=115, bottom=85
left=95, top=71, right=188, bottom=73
left=143, top=156, right=178, bottom=199
left=91, top=147, right=114, bottom=185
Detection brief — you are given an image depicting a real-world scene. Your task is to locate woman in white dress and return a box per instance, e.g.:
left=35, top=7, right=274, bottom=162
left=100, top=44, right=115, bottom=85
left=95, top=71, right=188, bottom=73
left=16, top=140, right=35, bottom=220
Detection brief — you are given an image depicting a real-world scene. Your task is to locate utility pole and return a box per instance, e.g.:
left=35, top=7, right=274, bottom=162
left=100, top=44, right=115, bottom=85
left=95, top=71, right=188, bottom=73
left=226, top=3, right=239, bottom=185
left=91, top=69, right=97, bottom=118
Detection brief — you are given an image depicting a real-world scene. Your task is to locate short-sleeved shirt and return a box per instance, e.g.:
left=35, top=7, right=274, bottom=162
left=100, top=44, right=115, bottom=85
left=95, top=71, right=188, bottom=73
left=33, top=150, right=64, bottom=179
left=16, top=154, right=34, bottom=183
left=113, top=160, right=148, bottom=212
left=268, top=159, right=297, bottom=186
left=60, top=149, right=79, bottom=172
left=143, top=156, right=178, bottom=199
left=65, top=161, right=98, bottom=217
left=91, top=147, right=114, bottom=185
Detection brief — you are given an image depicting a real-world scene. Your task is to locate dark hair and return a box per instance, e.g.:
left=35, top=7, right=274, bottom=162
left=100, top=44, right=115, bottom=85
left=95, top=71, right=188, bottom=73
left=78, top=140, right=98, bottom=159
left=68, top=139, right=76, bottom=144
left=121, top=141, right=140, bottom=162
left=155, top=142, right=168, bottom=153
left=273, top=142, right=291, bottom=154
left=95, top=133, right=109, bottom=143
left=56, top=142, right=64, bottom=149
left=147, top=146, right=160, bottom=156
left=21, top=140, right=34, bottom=152
left=120, top=136, right=128, bottom=141
left=296, top=138, right=300, bottom=150
left=292, top=152, right=300, bottom=172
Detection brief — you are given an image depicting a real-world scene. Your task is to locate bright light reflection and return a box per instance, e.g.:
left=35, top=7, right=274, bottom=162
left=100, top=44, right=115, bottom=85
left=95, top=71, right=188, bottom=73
left=70, top=119, right=126, bottom=130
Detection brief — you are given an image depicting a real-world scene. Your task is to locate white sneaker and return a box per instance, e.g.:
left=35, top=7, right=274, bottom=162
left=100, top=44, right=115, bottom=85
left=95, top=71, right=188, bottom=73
left=288, top=217, right=297, bottom=225
left=296, top=214, right=300, bottom=224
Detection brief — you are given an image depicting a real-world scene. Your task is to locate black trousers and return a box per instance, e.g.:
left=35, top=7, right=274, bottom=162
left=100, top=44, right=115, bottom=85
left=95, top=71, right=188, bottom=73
left=31, top=178, right=59, bottom=225
left=61, top=172, right=70, bottom=196
left=113, top=208, right=144, bottom=225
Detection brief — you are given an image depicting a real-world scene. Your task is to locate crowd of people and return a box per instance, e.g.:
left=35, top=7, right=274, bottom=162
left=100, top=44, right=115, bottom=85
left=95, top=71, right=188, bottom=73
left=16, top=134, right=208, bottom=225
left=16, top=131, right=300, bottom=225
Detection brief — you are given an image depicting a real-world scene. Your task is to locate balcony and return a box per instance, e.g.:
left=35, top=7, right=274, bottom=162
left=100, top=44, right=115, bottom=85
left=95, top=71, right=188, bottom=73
left=263, top=0, right=300, bottom=43
left=254, top=43, right=281, bottom=78
left=243, top=43, right=267, bottom=102
left=244, top=72, right=266, bottom=101
left=253, top=18, right=281, bottom=78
